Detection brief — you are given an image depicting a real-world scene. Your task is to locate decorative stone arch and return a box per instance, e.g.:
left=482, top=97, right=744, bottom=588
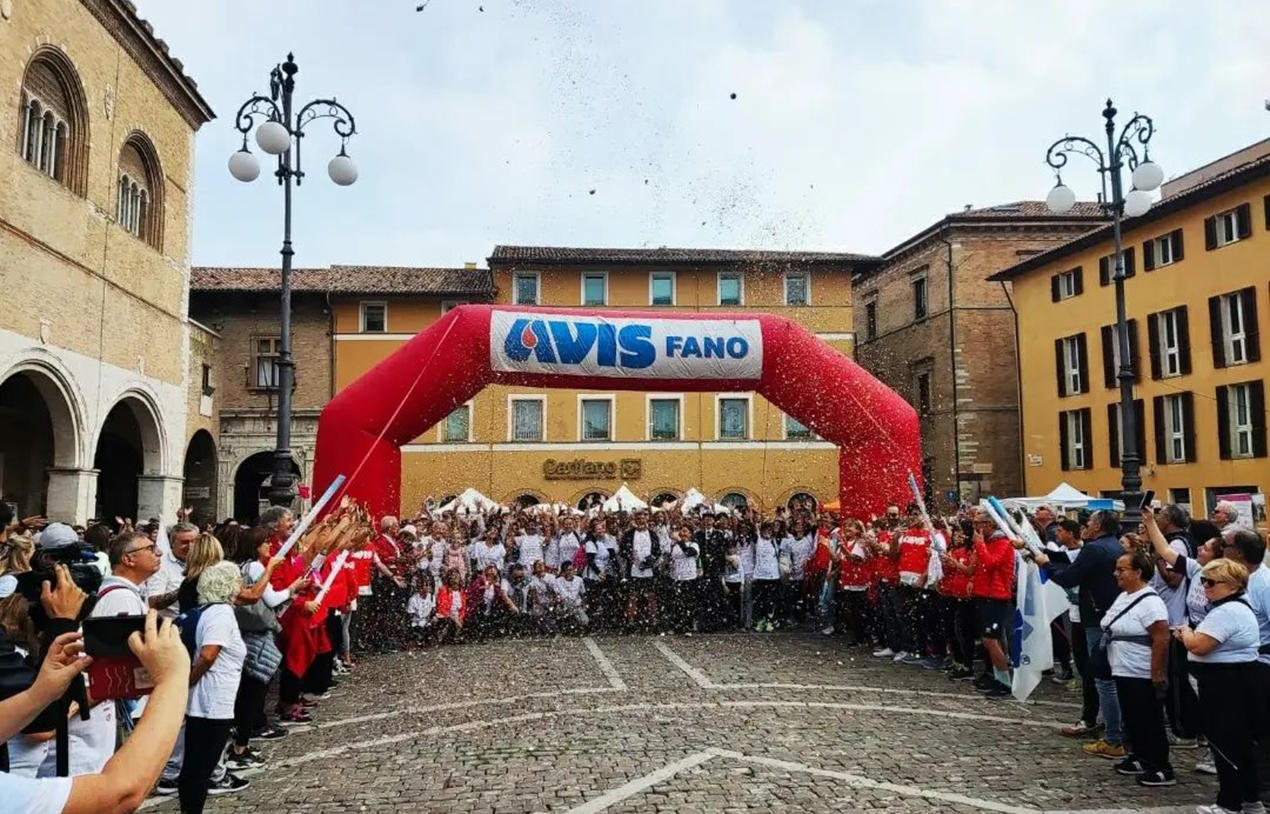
left=17, top=45, right=90, bottom=196
left=0, top=351, right=89, bottom=469
left=503, top=488, right=549, bottom=507
left=648, top=489, right=682, bottom=508
left=94, top=386, right=167, bottom=475
left=715, top=488, right=757, bottom=512
left=571, top=488, right=611, bottom=512
left=776, top=487, right=820, bottom=513
left=116, top=130, right=164, bottom=250
left=315, top=305, right=921, bottom=520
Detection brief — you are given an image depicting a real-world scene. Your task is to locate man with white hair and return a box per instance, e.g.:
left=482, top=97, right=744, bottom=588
left=1211, top=500, right=1244, bottom=531
left=144, top=522, right=199, bottom=620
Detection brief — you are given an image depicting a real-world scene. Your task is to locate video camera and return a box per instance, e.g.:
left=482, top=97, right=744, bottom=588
left=15, top=541, right=103, bottom=626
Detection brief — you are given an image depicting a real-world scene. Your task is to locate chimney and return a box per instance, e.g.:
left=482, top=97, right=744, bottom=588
left=464, top=261, right=477, bottom=270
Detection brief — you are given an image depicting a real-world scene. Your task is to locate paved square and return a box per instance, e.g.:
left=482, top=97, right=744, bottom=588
left=144, top=633, right=1215, bottom=813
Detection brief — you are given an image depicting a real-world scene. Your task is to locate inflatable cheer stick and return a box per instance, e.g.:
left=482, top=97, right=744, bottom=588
left=908, top=472, right=945, bottom=553
left=986, top=495, right=1044, bottom=557
left=314, top=550, right=350, bottom=604
left=275, top=474, right=346, bottom=560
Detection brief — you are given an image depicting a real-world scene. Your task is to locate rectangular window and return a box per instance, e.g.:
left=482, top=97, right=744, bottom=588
left=718, top=397, right=749, bottom=440
left=580, top=398, right=612, bottom=441
left=513, top=272, right=539, bottom=305
left=1066, top=410, right=1086, bottom=470
left=1165, top=393, right=1187, bottom=463
left=1169, top=487, right=1191, bottom=511
left=1057, top=269, right=1078, bottom=300
left=784, top=273, right=809, bottom=306
left=916, top=372, right=931, bottom=416
left=1217, top=208, right=1241, bottom=246
left=1161, top=309, right=1182, bottom=377
left=1223, top=292, right=1248, bottom=364
left=253, top=337, right=281, bottom=389
left=582, top=272, right=607, bottom=306
left=784, top=415, right=812, bottom=440
left=718, top=273, right=743, bottom=306
left=1230, top=383, right=1255, bottom=458
left=200, top=364, right=214, bottom=397
left=1151, top=234, right=1174, bottom=267
left=444, top=405, right=471, bottom=442
left=359, top=302, right=387, bottom=333
left=649, top=398, right=680, bottom=441
left=865, top=301, right=877, bottom=341
left=650, top=272, right=676, bottom=306
left=510, top=398, right=543, bottom=442
left=912, top=277, right=928, bottom=320
left=1062, top=335, right=1083, bottom=395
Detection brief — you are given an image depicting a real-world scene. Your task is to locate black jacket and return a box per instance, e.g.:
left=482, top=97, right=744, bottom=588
left=693, top=530, right=729, bottom=579
left=619, top=528, right=661, bottom=571
left=1046, top=535, right=1122, bottom=627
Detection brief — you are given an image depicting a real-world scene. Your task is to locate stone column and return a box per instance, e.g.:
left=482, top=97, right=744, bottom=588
left=137, top=475, right=184, bottom=524
left=45, top=468, right=98, bottom=525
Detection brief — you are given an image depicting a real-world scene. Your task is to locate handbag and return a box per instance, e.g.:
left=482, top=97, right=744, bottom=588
left=1089, top=592, right=1154, bottom=680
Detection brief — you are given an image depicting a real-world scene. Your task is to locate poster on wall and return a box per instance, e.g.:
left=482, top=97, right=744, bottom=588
left=1215, top=492, right=1258, bottom=528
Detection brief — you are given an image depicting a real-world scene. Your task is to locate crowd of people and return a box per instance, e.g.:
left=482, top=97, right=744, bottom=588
left=0, top=490, right=1267, bottom=814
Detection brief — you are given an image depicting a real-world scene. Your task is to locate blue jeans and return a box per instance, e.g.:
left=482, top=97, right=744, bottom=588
left=1084, top=626, right=1123, bottom=744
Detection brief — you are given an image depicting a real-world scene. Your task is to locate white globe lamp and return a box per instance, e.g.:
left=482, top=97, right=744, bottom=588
left=1131, top=160, right=1164, bottom=192
left=1046, top=182, right=1076, bottom=214
left=228, top=149, right=260, bottom=183
left=328, top=151, right=358, bottom=186
left=255, top=120, right=291, bottom=155
left=1123, top=189, right=1152, bottom=218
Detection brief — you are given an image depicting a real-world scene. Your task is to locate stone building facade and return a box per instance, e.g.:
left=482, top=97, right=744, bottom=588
left=0, top=0, right=212, bottom=523
left=853, top=203, right=1106, bottom=510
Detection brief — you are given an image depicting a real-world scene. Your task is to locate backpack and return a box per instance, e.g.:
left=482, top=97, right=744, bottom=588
left=175, top=602, right=228, bottom=659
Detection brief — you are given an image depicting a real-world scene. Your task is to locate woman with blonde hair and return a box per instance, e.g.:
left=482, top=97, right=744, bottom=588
left=0, top=534, right=34, bottom=576
left=176, top=533, right=226, bottom=613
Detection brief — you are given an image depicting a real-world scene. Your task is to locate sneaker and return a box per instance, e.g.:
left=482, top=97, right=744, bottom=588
left=972, top=673, right=995, bottom=691
left=1195, top=806, right=1239, bottom=814
left=1114, top=757, right=1146, bottom=776
left=229, top=749, right=265, bottom=770
left=821, top=626, right=835, bottom=636
left=208, top=773, right=251, bottom=795
left=152, top=778, right=178, bottom=796
left=1061, top=720, right=1102, bottom=739
left=939, top=657, right=956, bottom=671
left=983, top=682, right=1012, bottom=699
left=277, top=708, right=313, bottom=726
left=302, top=691, right=331, bottom=702
left=1051, top=665, right=1074, bottom=684
left=892, top=651, right=909, bottom=662
left=253, top=725, right=289, bottom=740
left=902, top=653, right=924, bottom=665
left=1194, top=746, right=1217, bottom=775
left=918, top=657, right=944, bottom=670
left=1242, top=803, right=1267, bottom=814
left=1083, top=739, right=1127, bottom=760
left=1136, top=768, right=1176, bottom=787
left=948, top=667, right=975, bottom=682
left=1167, top=731, right=1199, bottom=749
left=872, top=647, right=894, bottom=658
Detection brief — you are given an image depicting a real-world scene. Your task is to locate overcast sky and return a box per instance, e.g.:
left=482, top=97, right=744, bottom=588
left=133, top=0, right=1270, bottom=269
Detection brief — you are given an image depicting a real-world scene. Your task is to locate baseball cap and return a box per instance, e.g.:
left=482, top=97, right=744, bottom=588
left=36, top=522, right=80, bottom=550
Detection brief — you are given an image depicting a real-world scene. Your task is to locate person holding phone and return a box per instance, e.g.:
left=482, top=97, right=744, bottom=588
left=0, top=612, right=190, bottom=814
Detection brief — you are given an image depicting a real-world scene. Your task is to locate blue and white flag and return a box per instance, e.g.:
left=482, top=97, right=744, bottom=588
left=1012, top=560, right=1072, bottom=701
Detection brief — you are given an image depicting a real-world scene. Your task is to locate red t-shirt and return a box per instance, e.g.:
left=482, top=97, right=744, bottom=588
left=837, top=538, right=871, bottom=589
left=939, top=547, right=974, bottom=599
left=972, top=534, right=1015, bottom=600
left=871, top=531, right=899, bottom=584
left=897, top=528, right=932, bottom=583
left=350, top=548, right=375, bottom=588
left=807, top=532, right=832, bottom=575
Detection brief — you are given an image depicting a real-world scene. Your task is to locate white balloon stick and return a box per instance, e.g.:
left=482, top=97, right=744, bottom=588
left=275, top=474, right=346, bottom=560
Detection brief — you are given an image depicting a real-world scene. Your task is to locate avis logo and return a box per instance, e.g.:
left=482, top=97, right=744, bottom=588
left=505, top=318, right=656, bottom=368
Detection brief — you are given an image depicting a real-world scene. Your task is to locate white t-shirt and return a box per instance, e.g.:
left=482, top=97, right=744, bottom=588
left=629, top=530, right=655, bottom=579
left=0, top=774, right=70, bottom=814
left=142, top=550, right=186, bottom=620
left=188, top=603, right=246, bottom=720
left=725, top=540, right=754, bottom=584
left=1174, top=555, right=1209, bottom=626
left=1149, top=539, right=1190, bottom=625
left=407, top=593, right=435, bottom=627
left=548, top=532, right=583, bottom=571
left=671, top=542, right=699, bottom=582
left=1192, top=598, right=1260, bottom=664
left=780, top=535, right=814, bottom=580
left=1244, top=564, right=1270, bottom=666
left=1102, top=587, right=1168, bottom=679
left=516, top=534, right=545, bottom=569
left=552, top=575, right=585, bottom=604
left=473, top=542, right=506, bottom=574
left=753, top=537, right=780, bottom=581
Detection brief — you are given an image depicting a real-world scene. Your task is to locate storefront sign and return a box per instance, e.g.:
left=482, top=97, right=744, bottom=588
left=543, top=458, right=642, bottom=480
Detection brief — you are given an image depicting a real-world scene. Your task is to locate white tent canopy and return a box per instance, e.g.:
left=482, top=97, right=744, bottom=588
left=439, top=487, right=501, bottom=515
left=1002, top=482, right=1125, bottom=512
left=602, top=483, right=648, bottom=513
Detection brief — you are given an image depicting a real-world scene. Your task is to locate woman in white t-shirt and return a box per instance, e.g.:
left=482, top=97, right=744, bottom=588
left=179, top=560, right=248, bottom=814
left=1102, top=549, right=1174, bottom=787
left=471, top=527, right=507, bottom=576
left=669, top=525, right=700, bottom=634
left=1174, top=558, right=1261, bottom=814
left=724, top=521, right=756, bottom=628
left=752, top=521, right=781, bottom=632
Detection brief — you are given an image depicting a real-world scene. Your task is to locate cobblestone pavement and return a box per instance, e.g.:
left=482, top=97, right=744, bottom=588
left=144, top=633, right=1216, bottom=813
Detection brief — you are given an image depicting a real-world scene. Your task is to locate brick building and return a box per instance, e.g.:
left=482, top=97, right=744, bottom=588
left=0, top=0, right=212, bottom=523
left=852, top=203, right=1105, bottom=509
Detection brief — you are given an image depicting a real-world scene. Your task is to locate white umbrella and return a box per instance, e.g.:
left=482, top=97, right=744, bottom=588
left=602, top=483, right=648, bottom=513
left=678, top=487, right=709, bottom=513
left=440, top=487, right=500, bottom=514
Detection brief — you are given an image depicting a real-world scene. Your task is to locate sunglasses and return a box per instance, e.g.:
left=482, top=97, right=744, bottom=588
left=1200, top=577, right=1225, bottom=588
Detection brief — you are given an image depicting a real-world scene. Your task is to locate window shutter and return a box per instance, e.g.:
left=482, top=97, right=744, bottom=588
left=1177, top=306, right=1192, bottom=375
left=1080, top=409, right=1094, bottom=469
left=1264, top=194, right=1270, bottom=230
left=1182, top=391, right=1197, bottom=463
left=1205, top=215, right=1218, bottom=250
left=1171, top=229, right=1184, bottom=261
left=1101, top=324, right=1116, bottom=388
left=1134, top=399, right=1147, bottom=465
left=1076, top=333, right=1090, bottom=393
left=1142, top=240, right=1155, bottom=271
left=1251, top=381, right=1268, bottom=458
left=1055, top=338, right=1066, bottom=396
left=1217, top=385, right=1231, bottom=460
left=1059, top=413, right=1070, bottom=471
left=1209, top=295, right=1227, bottom=368
left=1073, top=266, right=1084, bottom=295
left=1237, top=202, right=1253, bottom=239
left=1099, top=256, right=1110, bottom=286
left=1051, top=275, right=1061, bottom=302
left=1107, top=403, right=1120, bottom=468
left=1147, top=313, right=1162, bottom=380
left=1153, top=395, right=1166, bottom=464
left=1122, top=246, right=1136, bottom=278
left=1127, top=318, right=1140, bottom=382
left=1242, top=287, right=1261, bottom=362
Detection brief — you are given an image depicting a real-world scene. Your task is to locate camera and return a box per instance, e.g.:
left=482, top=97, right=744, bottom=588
left=16, top=543, right=103, bottom=626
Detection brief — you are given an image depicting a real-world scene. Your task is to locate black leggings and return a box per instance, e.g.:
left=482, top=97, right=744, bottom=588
left=1197, top=663, right=1261, bottom=810
left=280, top=668, right=303, bottom=705
left=1115, top=676, right=1172, bottom=773
left=233, top=675, right=269, bottom=747
left=835, top=589, right=869, bottom=643
left=752, top=580, right=779, bottom=625
left=179, top=716, right=233, bottom=814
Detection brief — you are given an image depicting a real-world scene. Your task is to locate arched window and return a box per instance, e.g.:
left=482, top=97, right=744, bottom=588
left=786, top=492, right=818, bottom=513
left=649, top=491, right=680, bottom=508
left=576, top=491, right=607, bottom=511
left=720, top=492, right=750, bottom=511
left=116, top=135, right=163, bottom=249
left=17, top=48, right=87, bottom=195
left=513, top=494, right=541, bottom=509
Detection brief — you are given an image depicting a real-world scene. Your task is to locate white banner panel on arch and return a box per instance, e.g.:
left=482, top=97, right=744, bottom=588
left=489, top=310, right=764, bottom=380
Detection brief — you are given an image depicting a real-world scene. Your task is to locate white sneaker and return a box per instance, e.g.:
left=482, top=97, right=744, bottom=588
left=821, top=626, right=835, bottom=636
left=872, top=647, right=894, bottom=658
left=892, top=650, right=909, bottom=662
left=1195, top=746, right=1217, bottom=775
left=1194, top=806, right=1239, bottom=814
left=1242, top=802, right=1267, bottom=814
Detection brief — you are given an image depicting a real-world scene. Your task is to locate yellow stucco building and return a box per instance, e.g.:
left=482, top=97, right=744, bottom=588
left=991, top=145, right=1269, bottom=518
left=330, top=246, right=873, bottom=513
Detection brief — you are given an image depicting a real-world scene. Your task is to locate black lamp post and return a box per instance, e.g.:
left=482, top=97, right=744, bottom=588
left=228, top=53, right=358, bottom=508
left=1043, top=99, right=1163, bottom=524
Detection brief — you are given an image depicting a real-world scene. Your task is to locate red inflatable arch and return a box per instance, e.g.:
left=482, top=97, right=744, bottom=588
left=313, top=305, right=921, bottom=519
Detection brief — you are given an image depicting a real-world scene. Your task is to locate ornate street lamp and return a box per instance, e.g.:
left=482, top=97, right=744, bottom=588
left=1044, top=99, right=1162, bottom=523
left=229, top=53, right=358, bottom=509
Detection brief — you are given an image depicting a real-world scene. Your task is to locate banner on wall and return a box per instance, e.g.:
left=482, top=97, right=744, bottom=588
left=489, top=311, right=763, bottom=380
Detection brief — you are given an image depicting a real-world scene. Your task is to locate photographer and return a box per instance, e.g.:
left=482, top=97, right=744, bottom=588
left=0, top=613, right=190, bottom=814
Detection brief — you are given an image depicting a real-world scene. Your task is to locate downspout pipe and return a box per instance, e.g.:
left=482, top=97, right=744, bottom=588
left=999, top=280, right=1026, bottom=495
left=937, top=228, right=960, bottom=507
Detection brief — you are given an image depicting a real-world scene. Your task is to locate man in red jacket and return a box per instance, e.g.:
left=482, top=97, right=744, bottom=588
left=969, top=507, right=1017, bottom=699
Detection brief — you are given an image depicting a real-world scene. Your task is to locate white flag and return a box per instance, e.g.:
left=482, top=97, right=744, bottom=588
left=1011, top=560, right=1070, bottom=701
